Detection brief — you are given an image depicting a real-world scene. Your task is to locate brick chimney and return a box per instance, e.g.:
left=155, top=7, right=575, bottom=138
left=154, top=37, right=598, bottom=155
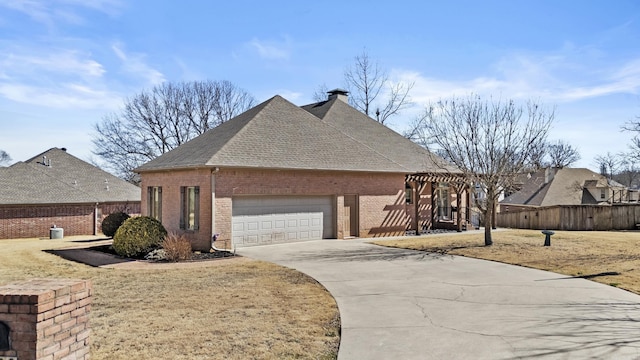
left=327, top=88, right=349, bottom=102
left=545, top=167, right=557, bottom=184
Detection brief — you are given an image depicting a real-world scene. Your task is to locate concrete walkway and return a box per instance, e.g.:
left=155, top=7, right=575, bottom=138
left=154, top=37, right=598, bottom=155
left=237, top=238, right=640, bottom=359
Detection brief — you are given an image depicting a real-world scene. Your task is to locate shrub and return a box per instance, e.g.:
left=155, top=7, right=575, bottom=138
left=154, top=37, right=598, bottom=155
left=162, top=233, right=192, bottom=262
left=101, top=212, right=130, bottom=237
left=113, top=216, right=167, bottom=258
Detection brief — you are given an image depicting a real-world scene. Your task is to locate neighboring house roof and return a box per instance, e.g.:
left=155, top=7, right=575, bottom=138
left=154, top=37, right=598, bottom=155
left=0, top=148, right=141, bottom=205
left=136, top=94, right=453, bottom=174
left=501, top=168, right=621, bottom=207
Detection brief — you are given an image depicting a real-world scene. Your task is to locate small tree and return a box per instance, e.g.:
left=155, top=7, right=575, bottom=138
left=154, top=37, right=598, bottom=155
left=594, top=152, right=620, bottom=180
left=547, top=140, right=580, bottom=168
left=344, top=50, right=414, bottom=124
left=418, top=95, right=553, bottom=246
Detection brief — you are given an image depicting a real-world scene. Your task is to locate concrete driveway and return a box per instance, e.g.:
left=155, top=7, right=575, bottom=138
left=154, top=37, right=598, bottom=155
left=237, top=238, right=640, bottom=359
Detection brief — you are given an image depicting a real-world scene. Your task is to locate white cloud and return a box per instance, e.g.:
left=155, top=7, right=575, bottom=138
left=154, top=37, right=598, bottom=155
left=247, top=37, right=291, bottom=60
left=0, top=0, right=123, bottom=27
left=275, top=90, right=303, bottom=102
left=1, top=51, right=105, bottom=79
left=391, top=53, right=640, bottom=106
left=0, top=46, right=122, bottom=109
left=111, top=42, right=165, bottom=85
left=0, top=83, right=120, bottom=109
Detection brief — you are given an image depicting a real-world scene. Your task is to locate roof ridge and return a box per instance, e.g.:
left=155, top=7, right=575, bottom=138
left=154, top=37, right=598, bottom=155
left=28, top=162, right=102, bottom=201
left=320, top=101, right=411, bottom=172
left=205, top=96, right=280, bottom=165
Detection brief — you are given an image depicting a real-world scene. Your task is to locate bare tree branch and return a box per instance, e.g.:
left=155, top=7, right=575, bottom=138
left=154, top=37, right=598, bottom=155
left=418, top=95, right=554, bottom=245
left=547, top=140, right=580, bottom=168
left=343, top=50, right=414, bottom=124
left=312, top=83, right=329, bottom=103
left=593, top=152, right=620, bottom=179
left=92, top=80, right=256, bottom=182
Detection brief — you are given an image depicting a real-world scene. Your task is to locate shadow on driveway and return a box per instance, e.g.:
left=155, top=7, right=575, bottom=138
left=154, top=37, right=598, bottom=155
left=285, top=245, right=451, bottom=263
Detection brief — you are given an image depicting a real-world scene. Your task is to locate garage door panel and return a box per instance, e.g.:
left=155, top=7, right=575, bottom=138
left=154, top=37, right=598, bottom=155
left=232, top=196, right=333, bottom=247
left=245, top=235, right=258, bottom=244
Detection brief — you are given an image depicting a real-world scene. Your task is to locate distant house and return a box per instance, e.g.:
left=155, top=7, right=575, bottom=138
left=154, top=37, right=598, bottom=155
left=0, top=148, right=141, bottom=239
left=500, top=167, right=630, bottom=213
left=136, top=89, right=468, bottom=251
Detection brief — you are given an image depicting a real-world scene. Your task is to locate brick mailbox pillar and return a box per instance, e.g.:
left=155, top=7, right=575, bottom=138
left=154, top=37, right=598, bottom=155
left=0, top=279, right=92, bottom=360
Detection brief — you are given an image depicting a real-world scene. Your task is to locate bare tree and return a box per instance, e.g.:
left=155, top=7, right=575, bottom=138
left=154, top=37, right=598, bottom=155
left=402, top=115, right=431, bottom=148
left=93, top=80, right=255, bottom=182
left=593, top=152, right=620, bottom=180
left=418, top=95, right=553, bottom=246
left=614, top=156, right=640, bottom=188
left=0, top=150, right=11, bottom=166
left=311, top=83, right=329, bottom=103
left=526, top=140, right=548, bottom=170
left=547, top=140, right=580, bottom=168
left=344, top=50, right=414, bottom=124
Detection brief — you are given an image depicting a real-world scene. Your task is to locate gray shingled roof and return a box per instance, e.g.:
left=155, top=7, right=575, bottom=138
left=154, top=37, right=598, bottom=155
left=501, top=168, right=616, bottom=207
left=0, top=148, right=141, bottom=205
left=137, top=95, right=453, bottom=173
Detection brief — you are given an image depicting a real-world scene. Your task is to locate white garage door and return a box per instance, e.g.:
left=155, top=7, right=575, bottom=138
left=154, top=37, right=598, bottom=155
left=232, top=196, right=334, bottom=247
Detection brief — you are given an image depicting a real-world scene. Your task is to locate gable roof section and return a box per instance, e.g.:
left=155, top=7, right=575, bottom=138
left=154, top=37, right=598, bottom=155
left=0, top=148, right=140, bottom=205
left=137, top=95, right=449, bottom=173
left=303, top=97, right=454, bottom=173
left=501, top=168, right=614, bottom=207
left=501, top=170, right=549, bottom=206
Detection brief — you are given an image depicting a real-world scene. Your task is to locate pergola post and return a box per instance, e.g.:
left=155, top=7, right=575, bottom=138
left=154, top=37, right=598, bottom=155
left=406, top=172, right=467, bottom=232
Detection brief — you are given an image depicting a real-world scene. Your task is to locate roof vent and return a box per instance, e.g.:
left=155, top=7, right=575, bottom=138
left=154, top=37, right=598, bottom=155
left=327, top=88, right=349, bottom=102
left=61, top=147, right=67, bottom=152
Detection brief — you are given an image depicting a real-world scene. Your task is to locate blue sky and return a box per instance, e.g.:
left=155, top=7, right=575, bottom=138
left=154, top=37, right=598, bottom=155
left=1, top=0, right=640, bottom=171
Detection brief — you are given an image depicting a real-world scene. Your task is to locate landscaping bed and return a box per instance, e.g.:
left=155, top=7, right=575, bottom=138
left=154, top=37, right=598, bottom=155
left=90, top=243, right=235, bottom=261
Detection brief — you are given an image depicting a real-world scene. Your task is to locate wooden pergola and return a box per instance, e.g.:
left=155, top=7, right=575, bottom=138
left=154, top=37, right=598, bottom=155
left=405, top=172, right=470, bottom=233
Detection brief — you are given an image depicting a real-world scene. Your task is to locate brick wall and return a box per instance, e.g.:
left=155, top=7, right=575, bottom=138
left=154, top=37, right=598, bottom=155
left=0, top=202, right=140, bottom=239
left=140, top=168, right=411, bottom=250
left=216, top=169, right=410, bottom=243
left=0, top=279, right=92, bottom=360
left=140, top=169, right=213, bottom=250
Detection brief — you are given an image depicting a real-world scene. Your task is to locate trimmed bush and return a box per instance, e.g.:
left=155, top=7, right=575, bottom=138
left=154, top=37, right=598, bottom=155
left=101, top=212, right=130, bottom=237
left=162, top=233, right=192, bottom=262
left=113, top=216, right=167, bottom=258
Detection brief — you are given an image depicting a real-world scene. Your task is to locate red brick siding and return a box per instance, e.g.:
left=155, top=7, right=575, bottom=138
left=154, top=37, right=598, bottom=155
left=0, top=202, right=140, bottom=239
left=215, top=169, right=408, bottom=244
left=141, top=168, right=412, bottom=250
left=0, top=279, right=92, bottom=360
left=140, top=169, right=212, bottom=250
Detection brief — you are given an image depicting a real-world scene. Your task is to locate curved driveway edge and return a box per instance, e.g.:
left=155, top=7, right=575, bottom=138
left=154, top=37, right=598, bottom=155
left=238, top=239, right=640, bottom=360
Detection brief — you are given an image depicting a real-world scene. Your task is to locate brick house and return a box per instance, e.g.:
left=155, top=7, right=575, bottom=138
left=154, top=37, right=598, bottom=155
left=500, top=167, right=630, bottom=213
left=136, top=90, right=467, bottom=251
left=0, top=148, right=141, bottom=239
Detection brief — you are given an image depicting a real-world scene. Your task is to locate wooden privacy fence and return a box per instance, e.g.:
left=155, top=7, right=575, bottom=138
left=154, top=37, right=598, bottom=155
left=497, top=204, right=640, bottom=231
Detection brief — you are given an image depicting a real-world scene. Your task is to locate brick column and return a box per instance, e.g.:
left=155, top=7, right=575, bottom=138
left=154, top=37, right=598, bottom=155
left=0, top=279, right=92, bottom=360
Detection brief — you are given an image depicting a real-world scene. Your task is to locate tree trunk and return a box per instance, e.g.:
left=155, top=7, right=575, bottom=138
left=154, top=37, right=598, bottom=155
left=484, top=198, right=493, bottom=246
left=492, top=201, right=497, bottom=230
left=484, top=223, right=493, bottom=246
left=456, top=188, right=464, bottom=232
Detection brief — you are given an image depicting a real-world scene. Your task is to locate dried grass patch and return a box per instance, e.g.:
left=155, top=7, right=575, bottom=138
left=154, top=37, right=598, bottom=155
left=0, top=238, right=339, bottom=359
left=373, top=229, right=640, bottom=295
